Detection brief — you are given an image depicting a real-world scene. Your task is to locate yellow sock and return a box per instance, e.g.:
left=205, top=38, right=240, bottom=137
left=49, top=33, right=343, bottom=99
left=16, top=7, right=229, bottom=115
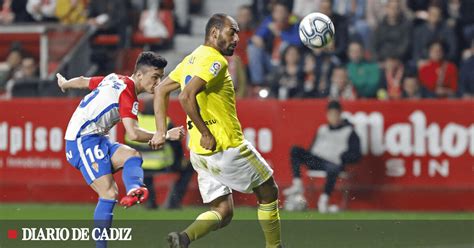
left=258, top=200, right=282, bottom=248
left=184, top=210, right=222, bottom=241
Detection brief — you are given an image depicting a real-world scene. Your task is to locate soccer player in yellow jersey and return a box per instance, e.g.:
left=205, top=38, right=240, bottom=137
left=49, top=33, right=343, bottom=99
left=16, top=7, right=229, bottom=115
left=150, top=13, right=283, bottom=248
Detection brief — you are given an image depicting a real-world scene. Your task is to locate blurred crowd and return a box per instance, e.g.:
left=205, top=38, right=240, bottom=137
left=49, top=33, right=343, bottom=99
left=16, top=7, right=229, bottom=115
left=0, top=0, right=473, bottom=100
left=235, top=0, right=474, bottom=100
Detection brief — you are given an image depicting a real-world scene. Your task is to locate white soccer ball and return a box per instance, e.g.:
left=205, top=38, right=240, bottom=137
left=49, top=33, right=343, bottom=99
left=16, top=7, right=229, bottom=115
left=298, top=12, right=335, bottom=49
left=284, top=194, right=308, bottom=211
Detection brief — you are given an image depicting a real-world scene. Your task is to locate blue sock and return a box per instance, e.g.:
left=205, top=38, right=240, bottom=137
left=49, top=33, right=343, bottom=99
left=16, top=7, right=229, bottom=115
left=94, top=198, right=116, bottom=248
left=122, top=156, right=144, bottom=193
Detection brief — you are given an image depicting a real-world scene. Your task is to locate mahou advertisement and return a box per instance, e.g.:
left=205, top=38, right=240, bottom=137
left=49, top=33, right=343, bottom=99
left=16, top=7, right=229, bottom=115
left=1, top=99, right=473, bottom=210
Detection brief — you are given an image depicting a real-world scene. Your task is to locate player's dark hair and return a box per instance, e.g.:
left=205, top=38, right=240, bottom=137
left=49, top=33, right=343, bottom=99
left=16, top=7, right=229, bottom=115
left=327, top=100, right=342, bottom=111
left=205, top=13, right=228, bottom=41
left=134, top=51, right=167, bottom=73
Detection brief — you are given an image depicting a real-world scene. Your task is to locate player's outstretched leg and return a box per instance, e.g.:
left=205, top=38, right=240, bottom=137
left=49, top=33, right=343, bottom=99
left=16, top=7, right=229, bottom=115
left=90, top=174, right=118, bottom=248
left=254, top=177, right=283, bottom=248
left=111, top=145, right=149, bottom=208
left=167, top=194, right=234, bottom=248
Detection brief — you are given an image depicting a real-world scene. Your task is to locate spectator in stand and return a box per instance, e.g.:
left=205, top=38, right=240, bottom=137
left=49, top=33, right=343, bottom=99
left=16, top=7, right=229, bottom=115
left=87, top=0, right=129, bottom=47
left=226, top=5, right=256, bottom=98
left=173, top=0, right=191, bottom=34
left=419, top=40, right=458, bottom=98
left=365, top=0, right=386, bottom=29
left=319, top=0, right=350, bottom=61
left=372, top=0, right=412, bottom=62
left=247, top=0, right=302, bottom=86
left=234, top=5, right=255, bottom=74
left=138, top=0, right=170, bottom=39
left=301, top=53, right=318, bottom=98
left=252, top=0, right=279, bottom=23
left=367, top=0, right=410, bottom=29
left=459, top=39, right=474, bottom=99
left=402, top=70, right=434, bottom=99
left=413, top=3, right=458, bottom=65
left=329, top=66, right=357, bottom=100
left=12, top=56, right=38, bottom=80
left=292, top=0, right=320, bottom=18
left=88, top=0, right=129, bottom=74
left=4, top=56, right=38, bottom=98
left=311, top=41, right=342, bottom=97
left=27, top=0, right=58, bottom=22
left=346, top=40, right=380, bottom=98
left=378, top=54, right=405, bottom=100
left=406, top=0, right=448, bottom=27
left=4, top=0, right=34, bottom=22
left=332, top=0, right=372, bottom=53
left=459, top=0, right=474, bottom=57
left=0, top=0, right=14, bottom=24
left=55, top=0, right=88, bottom=24
left=268, top=45, right=304, bottom=99
left=0, top=47, right=23, bottom=95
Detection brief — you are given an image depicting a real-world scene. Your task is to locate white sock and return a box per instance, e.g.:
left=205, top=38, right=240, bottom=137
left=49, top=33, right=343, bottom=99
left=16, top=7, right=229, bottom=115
left=318, top=193, right=329, bottom=213
left=293, top=178, right=303, bottom=187
left=318, top=193, right=329, bottom=203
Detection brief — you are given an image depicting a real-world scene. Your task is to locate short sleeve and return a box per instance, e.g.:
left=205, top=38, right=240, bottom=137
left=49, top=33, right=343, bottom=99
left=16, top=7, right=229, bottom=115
left=89, top=76, right=104, bottom=90
left=168, top=61, right=183, bottom=83
left=194, top=57, right=226, bottom=83
left=118, top=80, right=138, bottom=120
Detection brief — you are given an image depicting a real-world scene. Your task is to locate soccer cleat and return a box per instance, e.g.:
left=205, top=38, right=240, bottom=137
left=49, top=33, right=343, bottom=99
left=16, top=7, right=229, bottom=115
left=282, top=178, right=304, bottom=196
left=119, top=187, right=149, bottom=208
left=167, top=232, right=189, bottom=248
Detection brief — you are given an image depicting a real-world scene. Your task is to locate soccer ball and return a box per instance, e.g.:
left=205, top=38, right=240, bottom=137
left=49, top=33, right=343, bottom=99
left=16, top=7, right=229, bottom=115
left=284, top=193, right=308, bottom=211
left=298, top=12, right=335, bottom=49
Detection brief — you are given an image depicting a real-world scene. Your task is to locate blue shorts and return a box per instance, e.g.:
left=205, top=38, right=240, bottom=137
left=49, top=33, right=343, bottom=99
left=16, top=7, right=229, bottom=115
left=65, top=135, right=121, bottom=185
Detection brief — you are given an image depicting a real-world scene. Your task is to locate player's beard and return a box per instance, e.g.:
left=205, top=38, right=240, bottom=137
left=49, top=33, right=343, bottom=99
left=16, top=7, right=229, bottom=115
left=217, top=35, right=234, bottom=56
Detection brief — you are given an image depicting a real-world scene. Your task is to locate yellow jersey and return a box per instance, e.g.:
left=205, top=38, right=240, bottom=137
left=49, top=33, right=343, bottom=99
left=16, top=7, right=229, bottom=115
left=169, top=45, right=244, bottom=155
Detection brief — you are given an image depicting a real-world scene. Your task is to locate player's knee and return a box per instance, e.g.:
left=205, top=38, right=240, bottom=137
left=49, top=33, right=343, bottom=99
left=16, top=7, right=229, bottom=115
left=269, top=181, right=279, bottom=200
left=99, top=187, right=118, bottom=200
left=219, top=209, right=233, bottom=228
left=211, top=205, right=233, bottom=228
left=129, top=149, right=141, bottom=158
left=258, top=178, right=279, bottom=203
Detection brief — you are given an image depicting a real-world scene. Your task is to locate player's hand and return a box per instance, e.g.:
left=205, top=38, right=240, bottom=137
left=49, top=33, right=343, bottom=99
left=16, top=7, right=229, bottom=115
left=166, top=126, right=185, bottom=141
left=200, top=132, right=216, bottom=151
left=148, top=132, right=166, bottom=150
left=56, top=73, right=67, bottom=93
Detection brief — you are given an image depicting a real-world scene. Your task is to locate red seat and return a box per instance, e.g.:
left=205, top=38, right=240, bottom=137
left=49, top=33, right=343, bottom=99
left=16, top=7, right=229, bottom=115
left=93, top=10, right=174, bottom=47
left=92, top=34, right=120, bottom=46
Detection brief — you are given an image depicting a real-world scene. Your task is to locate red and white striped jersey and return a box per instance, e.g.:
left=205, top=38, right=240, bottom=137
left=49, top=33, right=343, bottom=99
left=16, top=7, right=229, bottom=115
left=65, top=73, right=138, bottom=141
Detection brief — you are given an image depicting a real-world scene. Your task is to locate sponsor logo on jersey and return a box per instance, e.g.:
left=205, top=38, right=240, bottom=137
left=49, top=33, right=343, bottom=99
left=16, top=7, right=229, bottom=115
left=132, top=101, right=139, bottom=115
left=209, top=61, right=221, bottom=76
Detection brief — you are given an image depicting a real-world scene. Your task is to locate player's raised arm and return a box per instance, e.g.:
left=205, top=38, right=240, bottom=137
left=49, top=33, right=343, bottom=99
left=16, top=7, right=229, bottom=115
left=123, top=117, right=184, bottom=143
left=56, top=73, right=90, bottom=92
left=149, top=76, right=181, bottom=150
left=179, top=76, right=216, bottom=151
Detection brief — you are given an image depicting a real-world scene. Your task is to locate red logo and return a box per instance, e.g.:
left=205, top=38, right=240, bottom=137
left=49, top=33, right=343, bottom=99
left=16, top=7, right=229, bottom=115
left=8, top=229, right=17, bottom=239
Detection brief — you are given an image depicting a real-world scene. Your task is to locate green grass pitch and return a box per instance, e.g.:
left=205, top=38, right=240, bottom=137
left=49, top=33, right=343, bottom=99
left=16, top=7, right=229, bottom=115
left=0, top=204, right=472, bottom=248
